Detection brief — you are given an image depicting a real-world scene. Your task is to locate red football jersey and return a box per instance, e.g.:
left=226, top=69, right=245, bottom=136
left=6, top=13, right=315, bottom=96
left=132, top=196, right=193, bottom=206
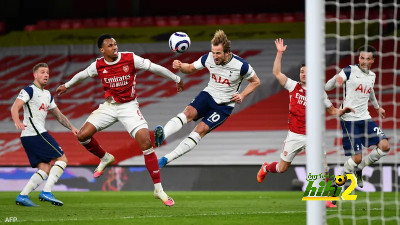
left=288, top=82, right=306, bottom=135
left=96, top=52, right=137, bottom=103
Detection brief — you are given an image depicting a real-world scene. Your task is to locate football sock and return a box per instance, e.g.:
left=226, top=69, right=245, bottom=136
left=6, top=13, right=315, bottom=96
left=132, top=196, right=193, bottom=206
left=266, top=162, right=279, bottom=173
left=143, top=148, right=161, bottom=184
left=20, top=170, right=48, bottom=195
left=342, top=157, right=358, bottom=174
left=165, top=132, right=201, bottom=162
left=154, top=183, right=163, bottom=191
left=80, top=138, right=106, bottom=158
left=43, top=161, right=67, bottom=192
left=357, top=147, right=389, bottom=170
left=163, top=113, right=187, bottom=139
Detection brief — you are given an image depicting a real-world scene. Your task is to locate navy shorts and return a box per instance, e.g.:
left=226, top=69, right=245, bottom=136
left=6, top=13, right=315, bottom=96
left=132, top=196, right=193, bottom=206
left=189, top=91, right=234, bottom=131
left=20, top=132, right=64, bottom=168
left=341, top=119, right=387, bottom=156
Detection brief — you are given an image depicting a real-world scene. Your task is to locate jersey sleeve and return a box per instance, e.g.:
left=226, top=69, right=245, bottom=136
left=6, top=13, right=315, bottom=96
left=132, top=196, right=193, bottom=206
left=283, top=78, right=297, bottom=92
left=133, top=54, right=151, bottom=70
left=193, top=53, right=208, bottom=70
left=338, top=66, right=351, bottom=82
left=241, top=63, right=255, bottom=80
left=323, top=92, right=333, bottom=109
left=48, top=96, right=57, bottom=110
left=17, top=88, right=31, bottom=103
left=86, top=62, right=98, bottom=77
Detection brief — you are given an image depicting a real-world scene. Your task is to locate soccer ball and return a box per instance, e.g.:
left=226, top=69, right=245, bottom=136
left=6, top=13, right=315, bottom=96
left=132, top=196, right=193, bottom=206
left=335, top=175, right=346, bottom=186
left=169, top=32, right=191, bottom=53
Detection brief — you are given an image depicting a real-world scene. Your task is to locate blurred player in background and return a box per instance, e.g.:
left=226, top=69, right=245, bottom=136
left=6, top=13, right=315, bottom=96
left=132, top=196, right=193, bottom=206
left=256, top=39, right=354, bottom=208
left=325, top=45, right=390, bottom=188
left=11, top=63, right=79, bottom=207
left=154, top=29, right=260, bottom=168
left=56, top=34, right=183, bottom=206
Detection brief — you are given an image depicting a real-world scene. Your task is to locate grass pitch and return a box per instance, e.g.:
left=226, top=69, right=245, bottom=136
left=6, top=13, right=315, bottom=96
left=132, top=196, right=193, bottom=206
left=0, top=191, right=398, bottom=225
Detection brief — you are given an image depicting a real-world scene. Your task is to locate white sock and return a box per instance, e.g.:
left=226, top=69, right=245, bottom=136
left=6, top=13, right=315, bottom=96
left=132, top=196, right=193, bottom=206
left=43, top=161, right=67, bottom=192
left=165, top=132, right=201, bottom=162
left=164, top=113, right=187, bottom=139
left=154, top=183, right=163, bottom=191
left=342, top=157, right=358, bottom=174
left=357, top=147, right=389, bottom=170
left=20, top=170, right=48, bottom=195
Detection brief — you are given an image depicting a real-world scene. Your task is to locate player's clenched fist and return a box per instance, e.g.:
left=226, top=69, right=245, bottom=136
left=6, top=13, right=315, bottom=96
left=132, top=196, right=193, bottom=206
left=173, top=60, right=182, bottom=70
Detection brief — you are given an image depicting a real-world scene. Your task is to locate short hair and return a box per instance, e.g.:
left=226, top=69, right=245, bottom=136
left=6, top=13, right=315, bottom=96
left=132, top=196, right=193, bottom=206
left=97, top=33, right=114, bottom=49
left=357, top=45, right=377, bottom=58
left=300, top=63, right=306, bottom=69
left=33, top=63, right=48, bottom=73
left=211, top=30, right=231, bottom=53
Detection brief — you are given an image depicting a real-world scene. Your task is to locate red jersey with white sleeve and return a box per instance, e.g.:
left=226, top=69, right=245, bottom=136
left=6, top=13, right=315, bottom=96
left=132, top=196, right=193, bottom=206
left=74, top=52, right=150, bottom=103
left=284, top=78, right=332, bottom=135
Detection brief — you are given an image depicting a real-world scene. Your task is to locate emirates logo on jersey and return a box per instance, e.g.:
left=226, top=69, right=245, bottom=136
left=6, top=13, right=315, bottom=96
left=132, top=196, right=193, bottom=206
left=123, top=65, right=129, bottom=73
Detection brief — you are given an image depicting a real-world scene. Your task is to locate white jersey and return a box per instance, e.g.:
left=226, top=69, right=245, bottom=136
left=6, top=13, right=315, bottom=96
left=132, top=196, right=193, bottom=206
left=17, top=83, right=57, bottom=137
left=193, top=52, right=255, bottom=107
left=338, top=65, right=376, bottom=121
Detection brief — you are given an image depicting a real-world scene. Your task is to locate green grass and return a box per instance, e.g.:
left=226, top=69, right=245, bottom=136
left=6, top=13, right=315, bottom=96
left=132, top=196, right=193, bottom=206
left=0, top=191, right=398, bottom=225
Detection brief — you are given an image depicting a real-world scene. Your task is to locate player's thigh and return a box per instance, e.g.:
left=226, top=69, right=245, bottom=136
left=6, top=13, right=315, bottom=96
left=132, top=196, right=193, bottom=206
left=280, top=131, right=306, bottom=163
left=189, top=91, right=212, bottom=120
left=117, top=101, right=148, bottom=136
left=341, top=120, right=363, bottom=156
left=86, top=102, right=118, bottom=132
left=366, top=119, right=388, bottom=148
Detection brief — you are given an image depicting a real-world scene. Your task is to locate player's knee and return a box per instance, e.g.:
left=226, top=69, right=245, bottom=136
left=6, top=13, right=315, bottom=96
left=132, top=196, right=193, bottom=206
left=379, top=139, right=390, bottom=152
left=139, top=138, right=152, bottom=150
left=76, top=131, right=89, bottom=142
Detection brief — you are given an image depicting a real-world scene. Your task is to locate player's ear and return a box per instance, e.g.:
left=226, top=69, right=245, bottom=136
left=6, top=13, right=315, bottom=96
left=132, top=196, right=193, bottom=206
left=100, top=48, right=105, bottom=54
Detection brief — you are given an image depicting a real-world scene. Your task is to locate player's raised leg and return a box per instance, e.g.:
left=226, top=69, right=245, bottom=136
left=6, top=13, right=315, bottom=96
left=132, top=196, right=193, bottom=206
left=135, top=127, right=174, bottom=206
left=159, top=128, right=203, bottom=168
left=154, top=112, right=189, bottom=147
left=77, top=122, right=115, bottom=178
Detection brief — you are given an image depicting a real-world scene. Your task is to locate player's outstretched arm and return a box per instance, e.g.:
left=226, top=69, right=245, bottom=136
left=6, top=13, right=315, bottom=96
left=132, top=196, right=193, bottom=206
left=56, top=70, right=91, bottom=96
left=148, top=63, right=184, bottom=93
left=231, top=74, right=260, bottom=104
left=49, top=107, right=79, bottom=135
left=273, top=38, right=288, bottom=87
left=173, top=60, right=198, bottom=74
left=10, top=98, right=26, bottom=130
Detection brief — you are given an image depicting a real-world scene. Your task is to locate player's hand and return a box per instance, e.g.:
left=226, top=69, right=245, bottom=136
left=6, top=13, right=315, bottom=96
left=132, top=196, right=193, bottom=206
left=173, top=60, right=182, bottom=70
left=14, top=121, right=26, bottom=130
left=56, top=84, right=68, bottom=96
left=338, top=107, right=355, bottom=116
left=377, top=107, right=386, bottom=119
left=176, top=80, right=184, bottom=93
left=335, top=76, right=344, bottom=87
left=275, top=38, right=287, bottom=53
left=231, top=93, right=243, bottom=104
left=71, top=126, right=79, bottom=135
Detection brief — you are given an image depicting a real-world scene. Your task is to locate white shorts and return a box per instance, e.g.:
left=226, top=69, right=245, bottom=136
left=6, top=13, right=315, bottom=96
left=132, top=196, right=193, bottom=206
left=86, top=99, right=148, bottom=137
left=280, top=131, right=306, bottom=163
